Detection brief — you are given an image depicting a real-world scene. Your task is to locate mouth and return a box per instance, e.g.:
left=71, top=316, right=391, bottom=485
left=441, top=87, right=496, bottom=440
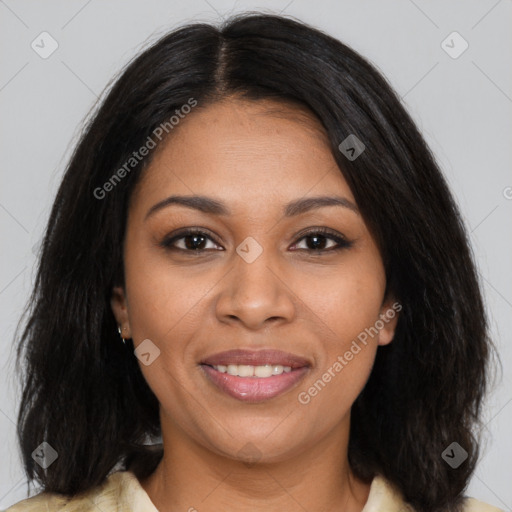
left=199, top=349, right=311, bottom=403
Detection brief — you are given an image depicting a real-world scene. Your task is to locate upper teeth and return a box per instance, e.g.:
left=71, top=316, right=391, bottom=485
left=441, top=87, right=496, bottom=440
left=213, top=364, right=292, bottom=377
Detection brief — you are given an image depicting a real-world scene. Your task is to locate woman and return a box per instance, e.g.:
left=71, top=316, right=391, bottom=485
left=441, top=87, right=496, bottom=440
left=7, top=12, right=502, bottom=512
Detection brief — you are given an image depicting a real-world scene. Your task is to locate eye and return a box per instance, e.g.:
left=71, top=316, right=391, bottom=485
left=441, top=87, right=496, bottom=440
left=291, top=227, right=353, bottom=253
left=159, top=229, right=222, bottom=252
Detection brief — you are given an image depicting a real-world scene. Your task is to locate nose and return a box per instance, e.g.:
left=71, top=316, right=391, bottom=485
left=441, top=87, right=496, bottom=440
left=215, top=246, right=296, bottom=331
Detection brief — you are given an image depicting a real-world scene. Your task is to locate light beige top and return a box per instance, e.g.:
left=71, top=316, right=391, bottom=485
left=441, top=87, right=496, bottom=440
left=4, top=470, right=504, bottom=512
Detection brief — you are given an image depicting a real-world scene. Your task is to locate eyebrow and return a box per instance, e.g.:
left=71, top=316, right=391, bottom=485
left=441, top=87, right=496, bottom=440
left=144, top=194, right=359, bottom=221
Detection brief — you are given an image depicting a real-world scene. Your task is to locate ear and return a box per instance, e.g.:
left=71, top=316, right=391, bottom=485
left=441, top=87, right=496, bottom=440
left=111, top=285, right=132, bottom=339
left=377, top=297, right=401, bottom=346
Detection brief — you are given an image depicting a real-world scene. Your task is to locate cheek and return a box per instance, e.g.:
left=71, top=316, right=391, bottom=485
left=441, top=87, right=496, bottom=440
left=296, top=273, right=382, bottom=414
left=123, top=243, right=213, bottom=344
left=309, top=260, right=385, bottom=345
left=122, top=245, right=207, bottom=414
left=122, top=241, right=223, bottom=404
left=296, top=346, right=376, bottom=429
left=297, top=258, right=385, bottom=409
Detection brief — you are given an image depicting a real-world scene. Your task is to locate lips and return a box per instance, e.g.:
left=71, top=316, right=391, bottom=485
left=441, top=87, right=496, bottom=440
left=200, top=349, right=311, bottom=402
left=201, top=349, right=311, bottom=369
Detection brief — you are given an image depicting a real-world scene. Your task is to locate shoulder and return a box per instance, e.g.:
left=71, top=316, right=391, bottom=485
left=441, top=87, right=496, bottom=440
left=4, top=471, right=143, bottom=512
left=462, top=497, right=505, bottom=512
left=366, top=475, right=504, bottom=512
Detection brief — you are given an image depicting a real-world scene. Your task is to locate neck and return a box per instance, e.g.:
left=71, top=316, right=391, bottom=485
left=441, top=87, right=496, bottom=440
left=139, top=414, right=371, bottom=512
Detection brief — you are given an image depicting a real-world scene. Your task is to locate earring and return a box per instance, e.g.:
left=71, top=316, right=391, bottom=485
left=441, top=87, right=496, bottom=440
left=117, top=325, right=127, bottom=345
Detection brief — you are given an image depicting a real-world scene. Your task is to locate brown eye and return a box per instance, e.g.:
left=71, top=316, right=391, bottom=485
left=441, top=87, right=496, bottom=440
left=291, top=228, right=353, bottom=252
left=160, top=229, right=223, bottom=252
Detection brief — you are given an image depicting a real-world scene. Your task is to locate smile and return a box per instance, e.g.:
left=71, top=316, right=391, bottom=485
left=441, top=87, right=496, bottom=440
left=200, top=363, right=309, bottom=402
left=212, top=363, right=292, bottom=377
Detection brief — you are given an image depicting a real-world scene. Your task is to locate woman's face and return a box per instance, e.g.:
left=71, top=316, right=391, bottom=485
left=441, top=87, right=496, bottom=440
left=112, top=98, right=398, bottom=463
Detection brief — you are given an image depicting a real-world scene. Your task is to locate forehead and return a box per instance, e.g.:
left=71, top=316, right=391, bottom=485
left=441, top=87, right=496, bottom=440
left=131, top=98, right=355, bottom=211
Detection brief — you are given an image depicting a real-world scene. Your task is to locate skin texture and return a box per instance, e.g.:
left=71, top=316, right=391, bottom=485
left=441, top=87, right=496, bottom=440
left=111, top=97, right=398, bottom=512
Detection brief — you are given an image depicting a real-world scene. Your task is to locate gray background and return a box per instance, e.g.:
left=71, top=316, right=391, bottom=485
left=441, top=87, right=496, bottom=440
left=1, top=0, right=511, bottom=509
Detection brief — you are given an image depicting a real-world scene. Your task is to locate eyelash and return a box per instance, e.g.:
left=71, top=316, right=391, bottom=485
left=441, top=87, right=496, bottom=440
left=159, top=227, right=353, bottom=255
